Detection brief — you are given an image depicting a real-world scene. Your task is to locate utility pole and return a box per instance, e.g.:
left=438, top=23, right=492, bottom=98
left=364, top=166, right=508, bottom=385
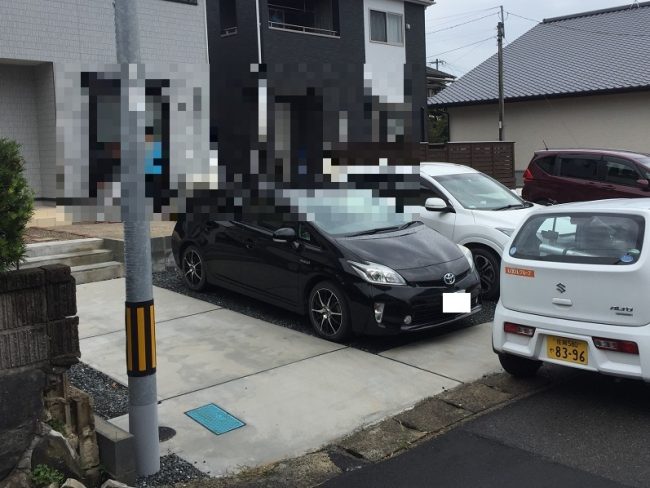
left=114, top=0, right=160, bottom=477
left=497, top=5, right=505, bottom=141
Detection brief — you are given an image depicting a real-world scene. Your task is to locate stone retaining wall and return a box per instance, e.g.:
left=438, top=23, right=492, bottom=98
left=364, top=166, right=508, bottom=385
left=0, top=264, right=80, bottom=481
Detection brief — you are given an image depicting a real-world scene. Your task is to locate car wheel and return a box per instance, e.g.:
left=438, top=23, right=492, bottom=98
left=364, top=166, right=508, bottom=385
left=471, top=248, right=500, bottom=301
left=498, top=353, right=542, bottom=378
left=181, top=245, right=207, bottom=291
left=308, top=281, right=352, bottom=342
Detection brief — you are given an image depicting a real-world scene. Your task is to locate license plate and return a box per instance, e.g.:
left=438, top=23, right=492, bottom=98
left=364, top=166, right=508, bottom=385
left=547, top=336, right=588, bottom=365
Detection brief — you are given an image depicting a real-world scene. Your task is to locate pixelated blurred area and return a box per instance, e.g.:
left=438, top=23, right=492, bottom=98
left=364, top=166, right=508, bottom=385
left=54, top=57, right=426, bottom=223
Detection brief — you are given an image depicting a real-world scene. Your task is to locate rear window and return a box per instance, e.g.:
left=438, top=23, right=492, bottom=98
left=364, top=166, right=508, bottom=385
left=510, top=213, right=645, bottom=265
left=535, top=156, right=555, bottom=174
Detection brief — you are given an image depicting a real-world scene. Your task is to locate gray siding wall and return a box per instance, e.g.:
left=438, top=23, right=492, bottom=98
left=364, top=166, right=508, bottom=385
left=0, top=0, right=116, bottom=63
left=404, top=2, right=427, bottom=142
left=34, top=64, right=57, bottom=199
left=0, top=65, right=42, bottom=196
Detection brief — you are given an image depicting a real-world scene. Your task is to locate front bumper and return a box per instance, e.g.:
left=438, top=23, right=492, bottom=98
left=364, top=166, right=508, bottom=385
left=493, top=301, right=650, bottom=382
left=354, top=271, right=482, bottom=336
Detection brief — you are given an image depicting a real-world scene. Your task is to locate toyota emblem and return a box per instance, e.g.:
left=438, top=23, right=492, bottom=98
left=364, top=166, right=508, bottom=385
left=443, top=273, right=456, bottom=286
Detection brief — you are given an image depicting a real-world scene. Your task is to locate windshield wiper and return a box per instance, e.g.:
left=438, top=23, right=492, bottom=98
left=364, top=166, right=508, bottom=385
left=493, top=204, right=526, bottom=211
left=347, top=225, right=403, bottom=237
left=398, top=220, right=420, bottom=230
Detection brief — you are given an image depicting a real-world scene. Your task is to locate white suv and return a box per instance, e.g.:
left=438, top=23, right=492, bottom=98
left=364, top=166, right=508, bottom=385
left=493, top=199, right=650, bottom=381
left=417, top=163, right=537, bottom=299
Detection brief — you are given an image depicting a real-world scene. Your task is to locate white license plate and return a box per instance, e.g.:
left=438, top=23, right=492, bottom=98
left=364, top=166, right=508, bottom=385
left=443, top=292, right=470, bottom=313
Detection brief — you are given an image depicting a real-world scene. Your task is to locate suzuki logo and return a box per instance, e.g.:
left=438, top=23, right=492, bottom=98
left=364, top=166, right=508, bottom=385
left=443, top=273, right=456, bottom=286
left=556, top=283, right=566, bottom=294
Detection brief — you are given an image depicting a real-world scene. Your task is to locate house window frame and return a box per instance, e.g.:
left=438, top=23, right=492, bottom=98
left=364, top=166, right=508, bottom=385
left=369, top=9, right=404, bottom=47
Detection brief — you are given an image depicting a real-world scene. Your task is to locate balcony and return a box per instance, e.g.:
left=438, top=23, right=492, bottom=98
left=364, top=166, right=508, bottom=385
left=268, top=0, right=339, bottom=38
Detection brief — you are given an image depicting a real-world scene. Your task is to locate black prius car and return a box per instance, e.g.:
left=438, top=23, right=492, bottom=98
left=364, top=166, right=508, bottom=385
left=171, top=190, right=482, bottom=342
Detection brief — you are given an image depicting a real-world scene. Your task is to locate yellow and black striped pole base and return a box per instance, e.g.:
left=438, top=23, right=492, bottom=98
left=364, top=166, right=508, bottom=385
left=125, top=299, right=157, bottom=377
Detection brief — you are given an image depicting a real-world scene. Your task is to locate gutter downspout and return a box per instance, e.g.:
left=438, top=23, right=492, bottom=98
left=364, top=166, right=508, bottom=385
left=255, top=0, right=262, bottom=64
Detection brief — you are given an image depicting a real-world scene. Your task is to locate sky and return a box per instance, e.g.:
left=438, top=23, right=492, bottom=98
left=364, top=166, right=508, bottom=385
left=425, top=0, right=637, bottom=77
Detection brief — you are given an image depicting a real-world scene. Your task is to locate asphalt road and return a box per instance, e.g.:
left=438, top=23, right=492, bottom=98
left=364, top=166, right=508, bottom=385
left=323, top=372, right=650, bottom=488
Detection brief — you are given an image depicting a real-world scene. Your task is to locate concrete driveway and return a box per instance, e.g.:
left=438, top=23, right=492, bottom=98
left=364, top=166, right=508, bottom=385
left=76, top=278, right=502, bottom=477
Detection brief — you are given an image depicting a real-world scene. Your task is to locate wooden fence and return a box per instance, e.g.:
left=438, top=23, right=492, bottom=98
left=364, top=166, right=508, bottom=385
left=419, top=141, right=516, bottom=188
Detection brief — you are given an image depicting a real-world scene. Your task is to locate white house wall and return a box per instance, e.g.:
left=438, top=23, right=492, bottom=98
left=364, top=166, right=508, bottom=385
left=363, top=0, right=406, bottom=104
left=448, top=91, right=650, bottom=174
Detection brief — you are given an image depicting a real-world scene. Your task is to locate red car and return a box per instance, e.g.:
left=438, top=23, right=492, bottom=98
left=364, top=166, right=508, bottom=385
left=522, top=149, right=650, bottom=205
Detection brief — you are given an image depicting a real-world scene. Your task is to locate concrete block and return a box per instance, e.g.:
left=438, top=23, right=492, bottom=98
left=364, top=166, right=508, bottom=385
left=47, top=317, right=80, bottom=366
left=338, top=419, right=426, bottom=462
left=94, top=416, right=136, bottom=486
left=0, top=324, right=50, bottom=370
left=439, top=383, right=512, bottom=414
left=395, top=397, right=471, bottom=434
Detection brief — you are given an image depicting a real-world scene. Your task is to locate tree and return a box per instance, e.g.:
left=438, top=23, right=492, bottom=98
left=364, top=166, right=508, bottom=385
left=0, top=138, right=34, bottom=271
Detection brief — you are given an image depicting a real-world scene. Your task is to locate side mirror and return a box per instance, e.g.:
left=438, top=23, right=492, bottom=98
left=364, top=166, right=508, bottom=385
left=637, top=179, right=649, bottom=190
left=425, top=197, right=451, bottom=212
left=273, top=227, right=297, bottom=242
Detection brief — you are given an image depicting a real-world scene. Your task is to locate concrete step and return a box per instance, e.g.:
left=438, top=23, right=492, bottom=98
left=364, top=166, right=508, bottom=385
left=71, top=261, right=124, bottom=285
left=26, top=238, right=104, bottom=258
left=22, top=249, right=113, bottom=269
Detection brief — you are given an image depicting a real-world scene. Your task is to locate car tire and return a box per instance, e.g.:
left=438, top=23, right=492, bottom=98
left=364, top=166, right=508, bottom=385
left=308, top=281, right=352, bottom=342
left=471, top=247, right=500, bottom=301
left=181, top=244, right=207, bottom=291
left=498, top=353, right=542, bottom=378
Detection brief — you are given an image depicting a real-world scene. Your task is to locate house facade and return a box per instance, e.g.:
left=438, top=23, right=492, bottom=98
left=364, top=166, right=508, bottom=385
left=0, top=0, right=210, bottom=214
left=428, top=3, right=650, bottom=183
left=207, top=0, right=433, bottom=188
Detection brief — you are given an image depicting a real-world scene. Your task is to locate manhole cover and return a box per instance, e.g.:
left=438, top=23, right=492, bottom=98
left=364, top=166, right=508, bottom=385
left=185, top=403, right=245, bottom=435
left=159, top=426, right=176, bottom=442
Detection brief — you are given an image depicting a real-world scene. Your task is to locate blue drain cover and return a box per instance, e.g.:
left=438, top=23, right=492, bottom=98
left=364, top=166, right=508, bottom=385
left=185, top=403, right=245, bottom=435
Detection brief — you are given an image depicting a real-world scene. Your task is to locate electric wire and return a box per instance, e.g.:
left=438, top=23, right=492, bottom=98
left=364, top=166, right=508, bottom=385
left=507, top=11, right=650, bottom=38
left=426, top=12, right=499, bottom=36
left=427, top=36, right=496, bottom=58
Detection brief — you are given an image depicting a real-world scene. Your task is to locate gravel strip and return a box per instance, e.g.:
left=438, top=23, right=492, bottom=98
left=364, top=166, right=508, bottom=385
left=68, top=362, right=129, bottom=419
left=137, top=454, right=209, bottom=488
left=152, top=269, right=496, bottom=354
left=25, top=226, right=85, bottom=243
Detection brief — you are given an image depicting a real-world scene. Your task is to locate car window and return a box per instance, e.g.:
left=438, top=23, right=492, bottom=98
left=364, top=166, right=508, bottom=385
left=298, top=223, right=313, bottom=242
left=511, top=213, right=644, bottom=264
left=603, top=158, right=640, bottom=187
left=535, top=156, right=555, bottom=175
left=434, top=173, right=524, bottom=210
left=559, top=157, right=599, bottom=181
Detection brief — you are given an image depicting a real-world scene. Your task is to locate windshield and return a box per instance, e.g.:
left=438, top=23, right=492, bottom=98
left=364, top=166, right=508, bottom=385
left=634, top=156, right=650, bottom=178
left=291, top=189, right=413, bottom=236
left=435, top=173, right=525, bottom=210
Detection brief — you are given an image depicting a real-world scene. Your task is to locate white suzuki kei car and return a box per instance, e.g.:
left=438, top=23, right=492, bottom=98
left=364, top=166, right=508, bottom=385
left=418, top=163, right=537, bottom=299
left=494, top=199, right=650, bottom=382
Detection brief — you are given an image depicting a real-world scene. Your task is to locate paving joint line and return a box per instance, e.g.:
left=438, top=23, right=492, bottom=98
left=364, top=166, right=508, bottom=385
left=375, top=353, right=464, bottom=384
left=159, top=346, right=349, bottom=403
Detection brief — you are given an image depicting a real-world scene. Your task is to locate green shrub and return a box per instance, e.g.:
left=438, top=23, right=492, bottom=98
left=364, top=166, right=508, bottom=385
left=0, top=138, right=34, bottom=271
left=31, top=464, right=65, bottom=487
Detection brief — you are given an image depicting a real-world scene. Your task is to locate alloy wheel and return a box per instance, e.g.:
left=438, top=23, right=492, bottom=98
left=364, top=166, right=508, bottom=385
left=183, top=249, right=203, bottom=288
left=474, top=254, right=496, bottom=294
left=310, top=288, right=343, bottom=337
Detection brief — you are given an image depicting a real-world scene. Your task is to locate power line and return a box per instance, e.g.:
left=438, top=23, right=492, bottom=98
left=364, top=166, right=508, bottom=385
left=426, top=12, right=499, bottom=36
left=427, top=36, right=496, bottom=58
left=507, top=11, right=650, bottom=38
left=429, top=5, right=500, bottom=22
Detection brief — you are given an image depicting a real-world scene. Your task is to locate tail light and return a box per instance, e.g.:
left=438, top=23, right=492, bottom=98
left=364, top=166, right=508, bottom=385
left=593, top=337, right=639, bottom=355
left=504, top=322, right=535, bottom=337
left=523, top=168, right=534, bottom=183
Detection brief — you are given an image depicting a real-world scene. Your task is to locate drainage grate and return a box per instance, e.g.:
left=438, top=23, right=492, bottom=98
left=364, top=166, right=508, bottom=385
left=185, top=403, right=245, bottom=435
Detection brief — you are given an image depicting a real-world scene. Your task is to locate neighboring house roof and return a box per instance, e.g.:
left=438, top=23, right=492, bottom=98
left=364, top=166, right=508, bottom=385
left=428, top=2, right=650, bottom=107
left=426, top=66, right=455, bottom=81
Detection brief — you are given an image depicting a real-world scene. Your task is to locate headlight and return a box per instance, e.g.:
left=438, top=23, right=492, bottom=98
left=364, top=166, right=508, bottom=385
left=348, top=261, right=407, bottom=286
left=458, top=245, right=475, bottom=273
left=497, top=227, right=515, bottom=237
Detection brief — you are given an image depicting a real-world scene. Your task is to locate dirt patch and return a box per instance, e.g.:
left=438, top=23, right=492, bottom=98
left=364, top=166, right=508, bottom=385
left=24, top=227, right=85, bottom=244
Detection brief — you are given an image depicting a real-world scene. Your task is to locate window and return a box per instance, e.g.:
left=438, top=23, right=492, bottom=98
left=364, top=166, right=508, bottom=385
left=559, top=157, right=599, bottom=181
left=220, top=0, right=237, bottom=36
left=535, top=156, right=555, bottom=175
left=603, top=158, right=640, bottom=187
left=511, top=213, right=644, bottom=265
left=370, top=10, right=403, bottom=45
left=268, top=0, right=340, bottom=37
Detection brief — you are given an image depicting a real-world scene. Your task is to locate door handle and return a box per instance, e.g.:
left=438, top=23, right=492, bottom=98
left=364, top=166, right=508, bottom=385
left=552, top=298, right=572, bottom=307
left=245, top=239, right=254, bottom=250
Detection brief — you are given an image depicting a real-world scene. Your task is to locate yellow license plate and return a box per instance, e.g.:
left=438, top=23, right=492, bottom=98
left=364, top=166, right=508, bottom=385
left=547, top=336, right=588, bottom=365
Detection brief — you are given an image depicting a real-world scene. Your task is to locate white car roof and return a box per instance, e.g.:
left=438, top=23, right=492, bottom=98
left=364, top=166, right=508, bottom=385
left=536, top=198, right=650, bottom=213
left=420, top=162, right=478, bottom=177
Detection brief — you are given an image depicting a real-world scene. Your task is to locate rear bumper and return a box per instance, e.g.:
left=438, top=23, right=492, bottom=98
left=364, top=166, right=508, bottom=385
left=493, top=302, right=650, bottom=382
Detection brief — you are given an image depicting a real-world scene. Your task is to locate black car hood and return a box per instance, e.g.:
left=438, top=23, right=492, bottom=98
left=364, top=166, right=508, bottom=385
left=335, top=224, right=464, bottom=270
